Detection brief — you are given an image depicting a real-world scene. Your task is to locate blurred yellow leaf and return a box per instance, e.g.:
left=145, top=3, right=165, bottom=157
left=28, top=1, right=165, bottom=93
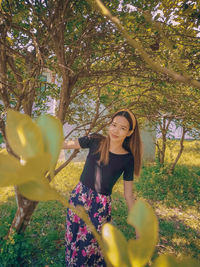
left=127, top=199, right=158, bottom=267
left=6, top=110, right=44, bottom=159
left=0, top=149, right=7, bottom=155
left=18, top=178, right=61, bottom=202
left=152, top=254, right=200, bottom=267
left=102, top=223, right=131, bottom=267
left=0, top=154, right=22, bottom=187
left=22, top=152, right=51, bottom=178
left=0, top=152, right=51, bottom=187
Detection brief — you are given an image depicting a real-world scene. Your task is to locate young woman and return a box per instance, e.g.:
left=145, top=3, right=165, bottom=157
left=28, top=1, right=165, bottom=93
left=63, top=109, right=142, bottom=267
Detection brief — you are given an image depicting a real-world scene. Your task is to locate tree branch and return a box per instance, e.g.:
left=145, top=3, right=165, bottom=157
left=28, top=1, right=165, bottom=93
left=91, top=0, right=200, bottom=89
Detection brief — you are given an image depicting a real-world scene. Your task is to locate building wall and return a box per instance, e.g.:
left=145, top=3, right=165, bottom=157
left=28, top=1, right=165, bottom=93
left=141, top=124, right=156, bottom=162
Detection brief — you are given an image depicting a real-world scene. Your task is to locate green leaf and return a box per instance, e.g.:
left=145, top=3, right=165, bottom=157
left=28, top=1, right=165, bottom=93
left=100, top=94, right=110, bottom=104
left=6, top=110, right=44, bottom=159
left=102, top=223, right=131, bottom=267
left=18, top=178, right=61, bottom=202
left=152, top=254, right=200, bottom=267
left=127, top=199, right=158, bottom=267
left=36, top=114, right=64, bottom=171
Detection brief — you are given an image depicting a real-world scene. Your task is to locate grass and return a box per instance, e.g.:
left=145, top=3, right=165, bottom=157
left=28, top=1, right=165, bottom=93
left=164, top=139, right=200, bottom=168
left=0, top=140, right=200, bottom=266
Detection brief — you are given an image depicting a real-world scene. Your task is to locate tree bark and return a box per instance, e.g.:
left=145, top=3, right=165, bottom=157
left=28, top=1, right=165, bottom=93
left=159, top=119, right=167, bottom=165
left=23, top=53, right=40, bottom=116
left=155, top=140, right=161, bottom=163
left=6, top=52, right=43, bottom=234
left=159, top=118, right=172, bottom=165
left=8, top=188, right=38, bottom=235
left=53, top=28, right=71, bottom=123
left=0, top=26, right=10, bottom=108
left=160, top=132, right=166, bottom=165
left=168, top=127, right=186, bottom=174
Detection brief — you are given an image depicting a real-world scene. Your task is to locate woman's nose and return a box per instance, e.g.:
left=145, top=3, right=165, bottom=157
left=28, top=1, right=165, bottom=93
left=113, top=128, right=119, bottom=134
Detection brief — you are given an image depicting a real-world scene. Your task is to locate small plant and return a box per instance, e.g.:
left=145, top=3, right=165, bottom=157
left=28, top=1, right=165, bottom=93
left=0, top=229, right=33, bottom=266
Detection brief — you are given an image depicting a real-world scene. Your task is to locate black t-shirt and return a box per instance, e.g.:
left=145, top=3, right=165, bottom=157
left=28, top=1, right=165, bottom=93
left=78, top=134, right=134, bottom=196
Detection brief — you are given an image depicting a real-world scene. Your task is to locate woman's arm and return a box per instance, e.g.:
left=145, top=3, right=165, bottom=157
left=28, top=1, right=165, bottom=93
left=123, top=180, right=135, bottom=212
left=124, top=180, right=139, bottom=239
left=63, top=139, right=81, bottom=150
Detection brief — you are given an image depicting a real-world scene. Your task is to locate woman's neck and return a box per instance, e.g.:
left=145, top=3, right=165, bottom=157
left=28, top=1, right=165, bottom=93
left=109, top=139, right=126, bottom=154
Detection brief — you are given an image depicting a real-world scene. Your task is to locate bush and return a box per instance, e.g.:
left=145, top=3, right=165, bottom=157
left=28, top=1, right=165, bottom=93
left=0, top=230, right=33, bottom=267
left=134, top=164, right=200, bottom=207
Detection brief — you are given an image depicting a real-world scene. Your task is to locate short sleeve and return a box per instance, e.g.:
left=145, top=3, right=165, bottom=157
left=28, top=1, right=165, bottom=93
left=123, top=156, right=134, bottom=181
left=78, top=135, right=93, bottom=148
left=78, top=134, right=101, bottom=151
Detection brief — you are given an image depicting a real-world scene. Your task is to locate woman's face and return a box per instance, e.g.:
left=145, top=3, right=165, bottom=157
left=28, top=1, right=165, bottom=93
left=108, top=115, right=132, bottom=143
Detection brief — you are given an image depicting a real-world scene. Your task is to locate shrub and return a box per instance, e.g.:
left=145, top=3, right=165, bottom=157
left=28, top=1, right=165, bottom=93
left=134, top=164, right=200, bottom=207
left=0, top=230, right=33, bottom=266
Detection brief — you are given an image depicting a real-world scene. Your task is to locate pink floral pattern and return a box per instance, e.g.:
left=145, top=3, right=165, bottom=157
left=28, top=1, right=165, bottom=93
left=65, top=182, right=111, bottom=266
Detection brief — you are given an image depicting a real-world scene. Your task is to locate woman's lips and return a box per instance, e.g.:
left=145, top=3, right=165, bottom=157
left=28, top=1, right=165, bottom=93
left=111, top=133, right=119, bottom=138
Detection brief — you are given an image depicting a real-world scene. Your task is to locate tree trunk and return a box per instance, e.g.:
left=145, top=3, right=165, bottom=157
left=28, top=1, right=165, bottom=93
left=49, top=1, right=73, bottom=123
left=155, top=140, right=161, bottom=163
left=0, top=26, right=10, bottom=108
left=2, top=118, right=38, bottom=236
left=8, top=188, right=38, bottom=235
left=0, top=27, right=38, bottom=237
left=159, top=117, right=172, bottom=165
left=160, top=132, right=166, bottom=165
left=159, top=119, right=167, bottom=165
left=7, top=55, right=41, bottom=235
left=23, top=53, right=41, bottom=116
left=168, top=127, right=186, bottom=174
left=53, top=28, right=71, bottom=123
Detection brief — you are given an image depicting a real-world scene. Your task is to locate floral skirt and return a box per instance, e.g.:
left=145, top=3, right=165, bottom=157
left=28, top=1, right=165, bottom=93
left=65, top=182, right=111, bottom=267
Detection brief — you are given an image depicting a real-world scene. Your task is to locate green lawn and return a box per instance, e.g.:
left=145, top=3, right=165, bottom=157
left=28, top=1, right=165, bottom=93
left=0, top=140, right=200, bottom=266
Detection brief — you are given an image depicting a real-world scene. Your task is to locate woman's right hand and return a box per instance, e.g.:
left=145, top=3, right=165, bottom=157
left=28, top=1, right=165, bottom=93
left=62, top=139, right=81, bottom=150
